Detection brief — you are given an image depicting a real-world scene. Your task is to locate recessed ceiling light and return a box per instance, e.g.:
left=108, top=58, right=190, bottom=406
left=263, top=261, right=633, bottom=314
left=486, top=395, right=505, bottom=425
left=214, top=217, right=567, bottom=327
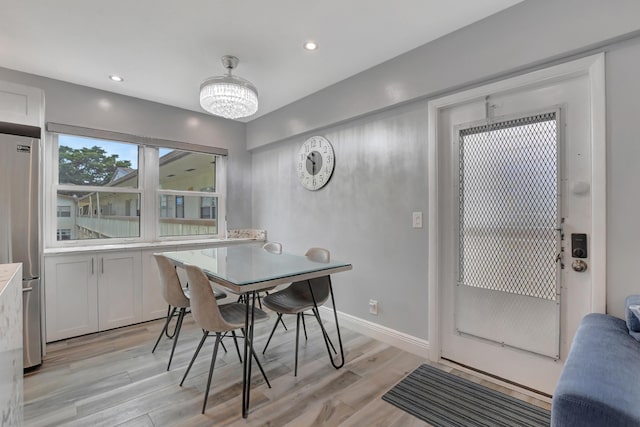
left=109, top=74, right=124, bottom=82
left=303, top=41, right=318, bottom=51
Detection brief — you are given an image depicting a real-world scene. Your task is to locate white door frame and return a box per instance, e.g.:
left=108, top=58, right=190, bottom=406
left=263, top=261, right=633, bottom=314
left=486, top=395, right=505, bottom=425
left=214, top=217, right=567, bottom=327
left=427, top=53, right=606, bottom=364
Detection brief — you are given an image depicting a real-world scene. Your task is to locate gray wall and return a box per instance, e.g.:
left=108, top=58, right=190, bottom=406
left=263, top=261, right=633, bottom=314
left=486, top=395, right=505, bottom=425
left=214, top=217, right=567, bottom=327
left=605, top=37, right=640, bottom=319
left=252, top=102, right=430, bottom=337
left=250, top=0, right=640, bottom=341
left=0, top=67, right=252, bottom=229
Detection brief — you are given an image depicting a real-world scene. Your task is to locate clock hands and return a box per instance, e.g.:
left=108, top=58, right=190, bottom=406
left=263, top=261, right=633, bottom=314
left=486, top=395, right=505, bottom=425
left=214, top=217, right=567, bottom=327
left=307, top=152, right=317, bottom=175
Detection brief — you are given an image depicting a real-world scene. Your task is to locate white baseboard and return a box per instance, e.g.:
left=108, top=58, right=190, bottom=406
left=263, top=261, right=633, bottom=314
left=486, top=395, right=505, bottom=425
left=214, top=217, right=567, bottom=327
left=318, top=306, right=430, bottom=359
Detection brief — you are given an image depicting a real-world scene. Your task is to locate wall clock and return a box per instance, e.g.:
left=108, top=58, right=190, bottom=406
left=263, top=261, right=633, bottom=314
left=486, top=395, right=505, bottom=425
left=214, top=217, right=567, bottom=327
left=296, top=135, right=335, bottom=191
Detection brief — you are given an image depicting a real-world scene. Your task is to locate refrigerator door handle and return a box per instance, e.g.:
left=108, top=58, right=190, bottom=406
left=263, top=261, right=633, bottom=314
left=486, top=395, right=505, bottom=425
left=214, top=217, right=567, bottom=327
left=91, top=258, right=94, bottom=275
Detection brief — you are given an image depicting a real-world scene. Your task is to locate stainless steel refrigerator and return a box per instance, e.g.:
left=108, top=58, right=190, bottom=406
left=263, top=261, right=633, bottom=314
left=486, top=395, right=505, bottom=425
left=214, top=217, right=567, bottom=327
left=0, top=121, right=42, bottom=368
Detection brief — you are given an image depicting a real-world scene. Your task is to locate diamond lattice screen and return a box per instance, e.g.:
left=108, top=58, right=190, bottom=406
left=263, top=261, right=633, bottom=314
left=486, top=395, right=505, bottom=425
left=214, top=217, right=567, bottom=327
left=458, top=112, right=558, bottom=301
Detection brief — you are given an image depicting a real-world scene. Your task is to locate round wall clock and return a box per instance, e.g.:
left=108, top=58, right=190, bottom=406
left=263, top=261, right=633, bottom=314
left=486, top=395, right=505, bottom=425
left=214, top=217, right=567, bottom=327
left=296, top=136, right=335, bottom=191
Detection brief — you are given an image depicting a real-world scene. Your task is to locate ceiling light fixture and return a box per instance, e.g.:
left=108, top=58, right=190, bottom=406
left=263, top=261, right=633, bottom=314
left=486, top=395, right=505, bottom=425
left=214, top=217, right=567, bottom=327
left=109, top=74, right=124, bottom=82
left=303, top=41, right=318, bottom=51
left=199, top=55, right=258, bottom=120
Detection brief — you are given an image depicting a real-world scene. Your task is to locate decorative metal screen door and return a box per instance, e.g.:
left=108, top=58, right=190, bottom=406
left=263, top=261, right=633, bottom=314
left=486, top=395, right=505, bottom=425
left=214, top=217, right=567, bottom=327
left=454, top=111, right=561, bottom=359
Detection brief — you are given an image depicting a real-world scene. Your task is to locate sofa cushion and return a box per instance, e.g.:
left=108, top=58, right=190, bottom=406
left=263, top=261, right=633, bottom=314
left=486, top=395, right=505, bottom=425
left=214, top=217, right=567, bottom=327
left=551, top=313, right=640, bottom=427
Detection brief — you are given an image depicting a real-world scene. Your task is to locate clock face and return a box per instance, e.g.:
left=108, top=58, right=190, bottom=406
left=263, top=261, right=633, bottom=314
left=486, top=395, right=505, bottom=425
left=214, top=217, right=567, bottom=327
left=296, top=136, right=335, bottom=191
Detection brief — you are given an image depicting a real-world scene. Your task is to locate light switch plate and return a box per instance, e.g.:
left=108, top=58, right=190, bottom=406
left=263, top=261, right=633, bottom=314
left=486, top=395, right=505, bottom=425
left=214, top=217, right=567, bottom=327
left=369, top=299, right=378, bottom=315
left=412, top=211, right=423, bottom=228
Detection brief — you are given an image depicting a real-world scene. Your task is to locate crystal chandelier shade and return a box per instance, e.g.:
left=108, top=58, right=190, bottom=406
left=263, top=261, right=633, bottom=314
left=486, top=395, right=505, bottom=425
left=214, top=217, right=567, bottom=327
left=199, top=56, right=259, bottom=120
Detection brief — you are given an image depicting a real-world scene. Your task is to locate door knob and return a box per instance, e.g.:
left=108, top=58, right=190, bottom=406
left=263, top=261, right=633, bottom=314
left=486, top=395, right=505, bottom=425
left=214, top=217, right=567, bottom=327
left=572, top=259, right=587, bottom=272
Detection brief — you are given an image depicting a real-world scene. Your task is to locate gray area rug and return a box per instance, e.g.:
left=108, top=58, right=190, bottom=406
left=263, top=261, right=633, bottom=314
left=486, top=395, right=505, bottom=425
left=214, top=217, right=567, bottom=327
left=382, top=364, right=550, bottom=427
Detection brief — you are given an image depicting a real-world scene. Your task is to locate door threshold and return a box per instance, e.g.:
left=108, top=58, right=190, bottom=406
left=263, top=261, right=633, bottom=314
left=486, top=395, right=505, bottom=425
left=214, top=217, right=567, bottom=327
left=440, top=357, right=553, bottom=403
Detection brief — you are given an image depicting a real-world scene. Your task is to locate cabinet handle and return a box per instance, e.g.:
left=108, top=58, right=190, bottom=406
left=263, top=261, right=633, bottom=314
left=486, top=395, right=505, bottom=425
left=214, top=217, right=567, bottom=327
left=101, top=257, right=104, bottom=274
left=91, top=258, right=94, bottom=275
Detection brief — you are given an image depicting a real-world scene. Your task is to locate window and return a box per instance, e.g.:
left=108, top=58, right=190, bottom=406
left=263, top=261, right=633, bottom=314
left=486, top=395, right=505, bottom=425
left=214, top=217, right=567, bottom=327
left=48, top=125, right=226, bottom=246
left=157, top=149, right=221, bottom=237
left=57, top=229, right=71, bottom=240
left=57, top=206, right=71, bottom=217
left=175, top=196, right=184, bottom=219
left=200, top=197, right=216, bottom=219
left=457, top=112, right=558, bottom=300
left=159, top=195, right=173, bottom=218
left=54, top=134, right=141, bottom=241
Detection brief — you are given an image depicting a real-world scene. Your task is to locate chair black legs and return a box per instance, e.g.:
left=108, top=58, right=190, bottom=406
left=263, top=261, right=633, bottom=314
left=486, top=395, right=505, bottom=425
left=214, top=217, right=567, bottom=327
left=180, top=330, right=208, bottom=387
left=295, top=313, right=301, bottom=376
left=301, top=312, right=308, bottom=340
left=152, top=306, right=177, bottom=353
left=152, top=305, right=187, bottom=371
left=166, top=307, right=186, bottom=370
left=262, top=313, right=283, bottom=354
left=201, top=333, right=222, bottom=414
left=231, top=330, right=242, bottom=363
left=180, top=328, right=271, bottom=414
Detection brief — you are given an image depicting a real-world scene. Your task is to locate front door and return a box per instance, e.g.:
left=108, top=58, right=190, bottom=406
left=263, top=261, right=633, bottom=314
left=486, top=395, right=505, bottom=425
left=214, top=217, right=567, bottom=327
left=433, top=55, right=605, bottom=395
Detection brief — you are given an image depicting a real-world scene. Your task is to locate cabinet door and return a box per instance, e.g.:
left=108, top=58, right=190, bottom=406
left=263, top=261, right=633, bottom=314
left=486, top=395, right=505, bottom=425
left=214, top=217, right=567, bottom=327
left=44, top=255, right=98, bottom=342
left=141, top=248, right=175, bottom=321
left=0, top=80, right=43, bottom=127
left=98, top=252, right=142, bottom=331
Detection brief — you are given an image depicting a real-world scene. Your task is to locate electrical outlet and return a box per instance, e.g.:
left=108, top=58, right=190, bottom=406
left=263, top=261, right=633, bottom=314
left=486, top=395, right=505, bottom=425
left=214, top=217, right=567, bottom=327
left=369, top=299, right=378, bottom=315
left=412, top=211, right=423, bottom=228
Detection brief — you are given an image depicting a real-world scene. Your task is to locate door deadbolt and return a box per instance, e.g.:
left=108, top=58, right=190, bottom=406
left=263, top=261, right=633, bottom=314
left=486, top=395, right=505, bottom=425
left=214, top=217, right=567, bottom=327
left=572, top=259, right=588, bottom=272
left=571, top=233, right=588, bottom=259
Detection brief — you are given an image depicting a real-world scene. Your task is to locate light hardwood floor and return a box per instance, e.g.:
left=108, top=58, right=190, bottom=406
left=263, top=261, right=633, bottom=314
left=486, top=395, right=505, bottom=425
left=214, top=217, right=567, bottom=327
left=24, top=311, right=550, bottom=426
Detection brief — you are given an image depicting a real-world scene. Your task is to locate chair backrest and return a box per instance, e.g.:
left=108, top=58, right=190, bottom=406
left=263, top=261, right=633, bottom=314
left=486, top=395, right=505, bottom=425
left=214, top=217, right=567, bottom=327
left=183, top=263, right=235, bottom=333
left=153, top=254, right=190, bottom=308
left=288, top=247, right=331, bottom=305
left=305, top=247, right=330, bottom=263
left=263, top=242, right=282, bottom=254
left=289, top=276, right=331, bottom=306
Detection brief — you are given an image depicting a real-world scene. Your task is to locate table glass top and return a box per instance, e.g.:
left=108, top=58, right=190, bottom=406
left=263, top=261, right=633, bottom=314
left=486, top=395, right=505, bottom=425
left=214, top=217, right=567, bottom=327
left=159, top=244, right=351, bottom=286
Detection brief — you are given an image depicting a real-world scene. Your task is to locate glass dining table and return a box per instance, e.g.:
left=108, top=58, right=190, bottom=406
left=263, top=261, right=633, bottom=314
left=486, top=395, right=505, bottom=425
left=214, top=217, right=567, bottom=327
left=159, top=243, right=353, bottom=418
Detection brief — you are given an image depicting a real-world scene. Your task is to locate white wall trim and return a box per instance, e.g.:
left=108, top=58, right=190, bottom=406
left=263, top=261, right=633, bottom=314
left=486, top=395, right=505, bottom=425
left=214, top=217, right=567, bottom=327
left=427, top=53, right=607, bottom=363
left=589, top=54, right=607, bottom=313
left=318, top=306, right=430, bottom=359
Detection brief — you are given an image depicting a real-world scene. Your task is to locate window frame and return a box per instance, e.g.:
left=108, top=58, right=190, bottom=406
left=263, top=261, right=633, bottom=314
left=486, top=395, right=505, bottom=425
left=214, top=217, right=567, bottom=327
left=45, top=124, right=227, bottom=248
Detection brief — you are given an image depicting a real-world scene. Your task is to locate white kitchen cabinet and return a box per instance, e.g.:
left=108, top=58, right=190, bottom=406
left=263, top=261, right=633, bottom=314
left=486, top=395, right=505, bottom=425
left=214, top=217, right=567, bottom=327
left=97, top=251, right=142, bottom=331
left=44, top=251, right=142, bottom=341
left=0, top=80, right=43, bottom=127
left=44, top=254, right=98, bottom=342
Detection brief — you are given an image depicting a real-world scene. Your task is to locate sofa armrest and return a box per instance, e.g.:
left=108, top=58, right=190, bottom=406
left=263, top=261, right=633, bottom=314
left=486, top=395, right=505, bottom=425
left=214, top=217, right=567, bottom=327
left=551, top=313, right=640, bottom=427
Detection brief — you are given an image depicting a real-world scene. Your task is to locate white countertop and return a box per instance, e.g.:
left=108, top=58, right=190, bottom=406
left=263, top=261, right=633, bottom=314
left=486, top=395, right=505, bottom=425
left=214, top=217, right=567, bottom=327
left=0, top=263, right=21, bottom=295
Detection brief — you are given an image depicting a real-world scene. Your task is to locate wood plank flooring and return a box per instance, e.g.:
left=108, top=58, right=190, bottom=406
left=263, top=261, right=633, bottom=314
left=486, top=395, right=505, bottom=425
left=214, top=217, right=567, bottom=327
left=24, top=310, right=550, bottom=426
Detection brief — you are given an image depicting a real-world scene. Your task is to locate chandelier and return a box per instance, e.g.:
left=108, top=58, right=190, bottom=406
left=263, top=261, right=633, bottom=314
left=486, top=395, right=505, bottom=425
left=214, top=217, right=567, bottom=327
left=199, top=55, right=258, bottom=120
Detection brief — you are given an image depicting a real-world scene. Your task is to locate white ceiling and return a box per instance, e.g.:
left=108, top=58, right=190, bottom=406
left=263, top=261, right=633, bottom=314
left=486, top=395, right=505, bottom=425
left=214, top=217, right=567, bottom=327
left=0, top=0, right=522, bottom=121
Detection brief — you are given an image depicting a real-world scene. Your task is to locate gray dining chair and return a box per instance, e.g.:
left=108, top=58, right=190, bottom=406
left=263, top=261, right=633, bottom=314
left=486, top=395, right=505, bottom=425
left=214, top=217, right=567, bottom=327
left=151, top=254, right=228, bottom=370
left=261, top=247, right=336, bottom=376
left=180, top=263, right=272, bottom=414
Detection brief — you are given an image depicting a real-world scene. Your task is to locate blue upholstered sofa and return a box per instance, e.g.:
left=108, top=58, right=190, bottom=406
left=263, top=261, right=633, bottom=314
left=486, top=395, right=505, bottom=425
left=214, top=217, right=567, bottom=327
left=551, top=296, right=640, bottom=427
